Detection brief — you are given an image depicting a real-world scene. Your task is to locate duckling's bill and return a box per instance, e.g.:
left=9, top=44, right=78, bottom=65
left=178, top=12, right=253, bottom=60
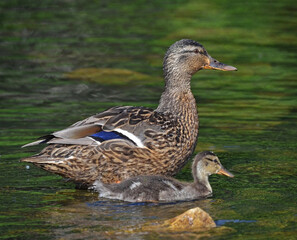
left=217, top=166, right=234, bottom=178
left=203, top=57, right=237, bottom=71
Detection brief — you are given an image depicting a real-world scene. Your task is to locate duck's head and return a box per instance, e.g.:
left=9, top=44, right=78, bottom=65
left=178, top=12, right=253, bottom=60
left=192, top=151, right=234, bottom=181
left=163, top=39, right=237, bottom=85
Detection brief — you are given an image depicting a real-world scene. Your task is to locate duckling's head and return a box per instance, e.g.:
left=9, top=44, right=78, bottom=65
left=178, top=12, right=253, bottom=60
left=163, top=39, right=237, bottom=87
left=192, top=151, right=234, bottom=181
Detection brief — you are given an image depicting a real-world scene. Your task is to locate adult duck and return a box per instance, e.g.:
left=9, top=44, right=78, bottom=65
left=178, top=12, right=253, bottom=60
left=21, top=39, right=237, bottom=186
left=91, top=151, right=234, bottom=202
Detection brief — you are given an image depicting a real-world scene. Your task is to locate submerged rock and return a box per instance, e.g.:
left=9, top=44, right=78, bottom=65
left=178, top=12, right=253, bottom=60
left=161, top=207, right=216, bottom=231
left=64, top=68, right=153, bottom=85
left=137, top=206, right=234, bottom=238
left=140, top=206, right=216, bottom=233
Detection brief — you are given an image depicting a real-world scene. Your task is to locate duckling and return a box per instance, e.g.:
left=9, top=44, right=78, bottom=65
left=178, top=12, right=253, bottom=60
left=91, top=151, right=234, bottom=202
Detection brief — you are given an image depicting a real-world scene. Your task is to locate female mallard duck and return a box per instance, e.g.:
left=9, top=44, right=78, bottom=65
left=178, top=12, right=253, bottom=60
left=21, top=39, right=236, bottom=186
left=91, top=151, right=234, bottom=202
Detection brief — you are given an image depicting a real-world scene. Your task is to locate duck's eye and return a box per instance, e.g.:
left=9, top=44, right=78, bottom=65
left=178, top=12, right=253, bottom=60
left=194, top=49, right=200, bottom=54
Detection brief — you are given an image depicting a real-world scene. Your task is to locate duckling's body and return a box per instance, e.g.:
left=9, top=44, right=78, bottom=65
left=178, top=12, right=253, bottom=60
left=92, top=151, right=234, bottom=202
left=21, top=40, right=236, bottom=186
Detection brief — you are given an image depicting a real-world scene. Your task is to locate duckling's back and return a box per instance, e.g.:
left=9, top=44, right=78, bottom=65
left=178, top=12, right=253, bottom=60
left=93, top=175, right=187, bottom=202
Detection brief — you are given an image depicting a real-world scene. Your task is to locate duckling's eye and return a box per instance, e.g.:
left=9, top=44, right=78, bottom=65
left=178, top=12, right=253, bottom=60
left=206, top=157, right=219, bottom=164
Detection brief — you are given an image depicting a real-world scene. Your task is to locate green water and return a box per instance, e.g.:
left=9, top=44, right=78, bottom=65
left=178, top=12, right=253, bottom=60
left=0, top=0, right=296, bottom=239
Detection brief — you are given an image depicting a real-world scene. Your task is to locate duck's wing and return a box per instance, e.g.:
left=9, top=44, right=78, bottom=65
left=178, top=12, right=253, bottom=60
left=108, top=176, right=186, bottom=194
left=22, top=106, right=164, bottom=148
left=101, top=176, right=187, bottom=202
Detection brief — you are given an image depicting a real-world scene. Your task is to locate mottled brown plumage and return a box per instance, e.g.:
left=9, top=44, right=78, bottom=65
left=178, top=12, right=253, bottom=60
left=21, top=39, right=237, bottom=186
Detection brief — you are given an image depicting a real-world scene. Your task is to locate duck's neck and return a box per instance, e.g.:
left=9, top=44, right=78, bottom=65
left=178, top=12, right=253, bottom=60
left=193, top=161, right=212, bottom=194
left=156, top=73, right=196, bottom=118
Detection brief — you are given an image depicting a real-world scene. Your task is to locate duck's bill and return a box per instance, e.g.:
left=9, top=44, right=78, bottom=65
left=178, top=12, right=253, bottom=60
left=203, top=57, right=237, bottom=71
left=218, top=167, right=234, bottom=178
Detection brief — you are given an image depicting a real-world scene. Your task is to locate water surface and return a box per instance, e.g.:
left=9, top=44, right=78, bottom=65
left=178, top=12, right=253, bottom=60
left=0, top=0, right=296, bottom=239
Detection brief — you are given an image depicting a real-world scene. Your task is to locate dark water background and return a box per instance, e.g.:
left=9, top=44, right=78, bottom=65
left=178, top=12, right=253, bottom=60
left=0, top=0, right=296, bottom=239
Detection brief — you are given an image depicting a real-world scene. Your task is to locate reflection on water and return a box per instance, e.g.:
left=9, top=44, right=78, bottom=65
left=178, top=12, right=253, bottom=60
left=46, top=197, right=216, bottom=239
left=0, top=0, right=296, bottom=239
left=215, top=219, right=256, bottom=226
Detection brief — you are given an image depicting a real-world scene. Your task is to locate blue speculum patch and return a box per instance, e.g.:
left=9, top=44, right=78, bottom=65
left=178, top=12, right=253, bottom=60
left=90, top=131, right=124, bottom=141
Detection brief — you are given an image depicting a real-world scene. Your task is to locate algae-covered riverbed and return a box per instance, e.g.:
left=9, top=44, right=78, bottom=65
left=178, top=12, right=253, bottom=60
left=0, top=0, right=296, bottom=239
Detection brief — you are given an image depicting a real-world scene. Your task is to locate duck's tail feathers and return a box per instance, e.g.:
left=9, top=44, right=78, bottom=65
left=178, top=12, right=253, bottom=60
left=91, top=179, right=103, bottom=191
left=21, top=156, right=97, bottom=186
left=21, top=156, right=61, bottom=164
left=21, top=135, right=54, bottom=148
left=21, top=140, right=45, bottom=148
left=21, top=156, right=66, bottom=178
left=90, top=179, right=110, bottom=192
